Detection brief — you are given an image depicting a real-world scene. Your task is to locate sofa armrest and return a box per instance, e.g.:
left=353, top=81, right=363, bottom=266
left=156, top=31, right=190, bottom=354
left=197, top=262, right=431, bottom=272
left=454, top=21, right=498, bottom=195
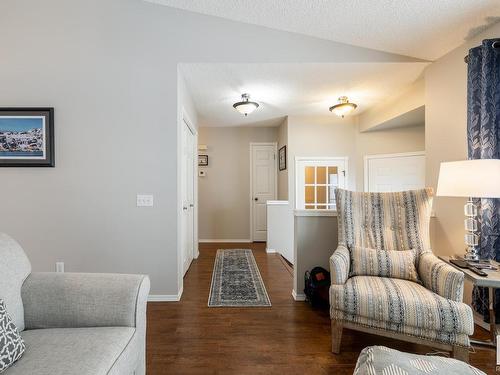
left=418, top=252, right=464, bottom=302
left=330, top=245, right=350, bottom=285
left=21, top=272, right=150, bottom=329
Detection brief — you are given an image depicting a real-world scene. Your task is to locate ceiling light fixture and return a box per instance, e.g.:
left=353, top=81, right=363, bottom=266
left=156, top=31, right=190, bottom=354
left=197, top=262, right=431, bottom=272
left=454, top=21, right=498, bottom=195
left=329, top=96, right=357, bottom=118
left=233, top=93, right=259, bottom=116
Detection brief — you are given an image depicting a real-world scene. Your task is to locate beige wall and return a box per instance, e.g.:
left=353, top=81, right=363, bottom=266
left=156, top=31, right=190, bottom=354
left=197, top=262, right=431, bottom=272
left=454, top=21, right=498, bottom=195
left=287, top=115, right=358, bottom=206
left=198, top=126, right=278, bottom=240
left=354, top=124, right=425, bottom=191
left=277, top=117, right=289, bottom=200
left=425, top=22, right=500, bottom=306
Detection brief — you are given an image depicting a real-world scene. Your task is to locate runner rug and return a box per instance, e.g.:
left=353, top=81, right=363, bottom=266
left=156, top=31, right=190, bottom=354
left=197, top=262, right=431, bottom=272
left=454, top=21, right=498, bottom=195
left=208, top=249, right=271, bottom=307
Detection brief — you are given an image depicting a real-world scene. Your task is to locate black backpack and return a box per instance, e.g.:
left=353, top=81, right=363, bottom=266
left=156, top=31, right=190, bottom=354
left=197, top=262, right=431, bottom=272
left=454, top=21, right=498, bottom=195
left=304, top=267, right=331, bottom=307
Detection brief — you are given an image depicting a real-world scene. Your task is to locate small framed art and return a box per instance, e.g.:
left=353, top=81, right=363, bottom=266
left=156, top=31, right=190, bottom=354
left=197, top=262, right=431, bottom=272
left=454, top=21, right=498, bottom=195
left=0, top=108, right=55, bottom=167
left=279, top=145, right=286, bottom=171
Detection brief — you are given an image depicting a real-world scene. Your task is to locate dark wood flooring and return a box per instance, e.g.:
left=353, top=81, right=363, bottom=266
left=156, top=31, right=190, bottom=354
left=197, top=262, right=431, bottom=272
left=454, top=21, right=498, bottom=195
left=146, top=242, right=497, bottom=374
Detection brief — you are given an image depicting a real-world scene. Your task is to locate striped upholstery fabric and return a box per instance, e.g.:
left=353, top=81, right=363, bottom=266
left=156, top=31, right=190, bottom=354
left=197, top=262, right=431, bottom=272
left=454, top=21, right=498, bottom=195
left=330, top=188, right=473, bottom=347
left=330, top=276, right=474, bottom=346
left=350, top=246, right=419, bottom=282
left=335, top=188, right=433, bottom=252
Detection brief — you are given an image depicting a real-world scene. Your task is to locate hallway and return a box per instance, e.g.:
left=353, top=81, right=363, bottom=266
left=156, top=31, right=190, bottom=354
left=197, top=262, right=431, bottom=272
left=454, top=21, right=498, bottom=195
left=146, top=243, right=496, bottom=374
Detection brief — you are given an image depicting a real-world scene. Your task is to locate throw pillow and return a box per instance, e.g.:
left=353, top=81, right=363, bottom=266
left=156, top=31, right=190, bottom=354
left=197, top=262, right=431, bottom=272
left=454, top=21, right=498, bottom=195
left=0, top=299, right=25, bottom=373
left=350, top=246, right=419, bottom=282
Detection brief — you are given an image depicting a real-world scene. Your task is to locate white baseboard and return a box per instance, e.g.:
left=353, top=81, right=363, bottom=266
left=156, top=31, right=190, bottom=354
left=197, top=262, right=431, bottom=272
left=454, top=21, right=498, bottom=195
left=292, top=289, right=306, bottom=301
left=148, top=286, right=183, bottom=302
left=266, top=248, right=277, bottom=253
left=199, top=239, right=252, bottom=243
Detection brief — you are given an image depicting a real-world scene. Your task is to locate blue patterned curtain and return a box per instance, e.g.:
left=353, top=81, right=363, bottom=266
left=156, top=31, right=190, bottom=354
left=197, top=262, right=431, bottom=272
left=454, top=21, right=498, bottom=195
left=467, top=38, right=500, bottom=322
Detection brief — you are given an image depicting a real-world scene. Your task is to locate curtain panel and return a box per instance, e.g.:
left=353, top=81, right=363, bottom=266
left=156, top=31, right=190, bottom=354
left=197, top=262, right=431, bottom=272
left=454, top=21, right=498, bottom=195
left=467, top=38, right=500, bottom=321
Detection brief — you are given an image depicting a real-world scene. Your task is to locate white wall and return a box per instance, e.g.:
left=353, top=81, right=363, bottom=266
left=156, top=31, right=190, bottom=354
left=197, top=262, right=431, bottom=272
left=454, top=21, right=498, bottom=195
left=0, top=0, right=421, bottom=297
left=197, top=126, right=278, bottom=240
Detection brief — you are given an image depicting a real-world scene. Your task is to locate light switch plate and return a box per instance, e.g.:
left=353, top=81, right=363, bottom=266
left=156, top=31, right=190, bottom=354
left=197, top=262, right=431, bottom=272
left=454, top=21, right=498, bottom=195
left=137, top=194, right=154, bottom=207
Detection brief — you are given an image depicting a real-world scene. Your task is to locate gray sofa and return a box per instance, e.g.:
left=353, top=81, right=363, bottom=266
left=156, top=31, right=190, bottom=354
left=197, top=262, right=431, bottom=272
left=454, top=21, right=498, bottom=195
left=0, top=233, right=150, bottom=375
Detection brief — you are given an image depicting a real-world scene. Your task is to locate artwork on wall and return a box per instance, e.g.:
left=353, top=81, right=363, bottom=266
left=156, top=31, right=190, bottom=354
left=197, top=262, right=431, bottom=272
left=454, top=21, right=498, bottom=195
left=279, top=145, right=287, bottom=171
left=198, top=154, right=208, bottom=167
left=0, top=108, right=54, bottom=167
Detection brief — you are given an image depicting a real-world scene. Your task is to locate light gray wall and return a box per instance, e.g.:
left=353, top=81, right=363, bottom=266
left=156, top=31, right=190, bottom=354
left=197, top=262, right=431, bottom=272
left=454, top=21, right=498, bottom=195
left=294, top=215, right=338, bottom=296
left=198, top=126, right=278, bottom=240
left=0, top=0, right=420, bottom=296
left=277, top=117, right=289, bottom=201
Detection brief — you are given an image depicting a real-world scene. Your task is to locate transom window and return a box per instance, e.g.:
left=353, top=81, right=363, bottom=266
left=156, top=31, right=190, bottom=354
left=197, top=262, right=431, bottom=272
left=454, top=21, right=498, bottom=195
left=296, top=158, right=347, bottom=210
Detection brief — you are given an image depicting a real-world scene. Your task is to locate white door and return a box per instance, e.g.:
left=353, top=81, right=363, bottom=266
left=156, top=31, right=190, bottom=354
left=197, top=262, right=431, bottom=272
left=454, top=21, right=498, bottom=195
left=251, top=143, right=277, bottom=242
left=365, top=152, right=425, bottom=192
left=182, top=120, right=196, bottom=275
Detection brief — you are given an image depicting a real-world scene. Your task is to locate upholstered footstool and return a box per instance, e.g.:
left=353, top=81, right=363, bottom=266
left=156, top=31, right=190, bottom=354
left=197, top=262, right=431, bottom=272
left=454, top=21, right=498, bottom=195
left=354, top=346, right=485, bottom=375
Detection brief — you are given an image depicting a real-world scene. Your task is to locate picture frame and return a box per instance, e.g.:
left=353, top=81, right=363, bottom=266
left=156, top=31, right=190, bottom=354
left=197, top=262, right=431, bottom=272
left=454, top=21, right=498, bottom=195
left=198, top=154, right=208, bottom=167
left=279, top=145, right=287, bottom=171
left=0, top=108, right=55, bottom=167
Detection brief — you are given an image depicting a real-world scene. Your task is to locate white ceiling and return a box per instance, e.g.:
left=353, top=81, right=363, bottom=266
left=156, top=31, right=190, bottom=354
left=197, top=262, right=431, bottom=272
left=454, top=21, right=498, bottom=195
left=180, top=63, right=428, bottom=127
left=147, top=0, right=500, bottom=60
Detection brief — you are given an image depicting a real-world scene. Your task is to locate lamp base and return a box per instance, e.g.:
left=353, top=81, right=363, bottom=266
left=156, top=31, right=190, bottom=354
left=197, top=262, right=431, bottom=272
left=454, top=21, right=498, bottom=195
left=464, top=249, right=480, bottom=262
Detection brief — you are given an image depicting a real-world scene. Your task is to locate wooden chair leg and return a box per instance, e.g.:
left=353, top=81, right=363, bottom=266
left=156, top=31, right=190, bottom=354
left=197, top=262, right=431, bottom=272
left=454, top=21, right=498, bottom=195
left=452, top=345, right=469, bottom=363
left=331, top=320, right=343, bottom=354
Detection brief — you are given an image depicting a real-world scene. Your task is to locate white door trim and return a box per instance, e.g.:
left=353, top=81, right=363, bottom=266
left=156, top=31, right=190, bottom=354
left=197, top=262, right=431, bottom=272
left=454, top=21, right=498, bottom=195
left=363, top=151, right=425, bottom=192
left=249, top=142, right=278, bottom=242
left=294, top=156, right=349, bottom=210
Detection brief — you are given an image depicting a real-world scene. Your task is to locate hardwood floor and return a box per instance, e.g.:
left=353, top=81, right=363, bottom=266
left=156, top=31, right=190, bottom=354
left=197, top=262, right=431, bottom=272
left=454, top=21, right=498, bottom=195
left=146, top=242, right=497, bottom=374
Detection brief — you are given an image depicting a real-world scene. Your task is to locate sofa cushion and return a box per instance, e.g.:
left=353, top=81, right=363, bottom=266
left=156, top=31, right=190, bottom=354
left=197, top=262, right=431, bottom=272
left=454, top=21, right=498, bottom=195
left=330, top=276, right=474, bottom=335
left=0, top=233, right=31, bottom=332
left=350, top=246, right=419, bottom=282
left=354, top=346, right=485, bottom=375
left=6, top=327, right=136, bottom=375
left=0, top=299, right=25, bottom=373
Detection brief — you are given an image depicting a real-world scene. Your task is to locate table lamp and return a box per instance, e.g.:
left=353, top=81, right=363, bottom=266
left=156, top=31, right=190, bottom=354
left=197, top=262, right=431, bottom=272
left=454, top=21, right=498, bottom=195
left=436, top=159, right=500, bottom=261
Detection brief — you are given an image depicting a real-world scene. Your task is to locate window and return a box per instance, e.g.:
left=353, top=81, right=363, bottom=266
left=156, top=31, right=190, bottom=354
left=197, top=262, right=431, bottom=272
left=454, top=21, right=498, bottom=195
left=296, top=157, right=348, bottom=210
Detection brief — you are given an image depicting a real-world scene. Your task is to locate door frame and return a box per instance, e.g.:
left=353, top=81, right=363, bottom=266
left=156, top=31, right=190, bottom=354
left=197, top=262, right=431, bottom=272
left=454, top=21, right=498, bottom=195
left=179, top=109, right=199, bottom=277
left=249, top=142, right=278, bottom=242
left=363, top=151, right=425, bottom=192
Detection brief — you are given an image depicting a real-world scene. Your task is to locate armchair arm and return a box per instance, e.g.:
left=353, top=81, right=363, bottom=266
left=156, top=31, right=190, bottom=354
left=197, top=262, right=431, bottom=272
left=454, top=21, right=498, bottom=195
left=418, top=252, right=464, bottom=302
left=330, top=245, right=350, bottom=285
left=21, top=272, right=150, bottom=329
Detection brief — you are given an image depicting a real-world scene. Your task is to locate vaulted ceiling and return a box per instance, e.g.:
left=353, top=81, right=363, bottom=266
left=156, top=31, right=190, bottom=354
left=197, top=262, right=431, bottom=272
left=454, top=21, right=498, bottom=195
left=147, top=0, right=500, bottom=60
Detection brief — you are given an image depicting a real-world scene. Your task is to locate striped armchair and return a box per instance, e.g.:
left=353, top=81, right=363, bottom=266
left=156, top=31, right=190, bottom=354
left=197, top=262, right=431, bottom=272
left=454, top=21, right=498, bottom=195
left=330, top=188, right=474, bottom=362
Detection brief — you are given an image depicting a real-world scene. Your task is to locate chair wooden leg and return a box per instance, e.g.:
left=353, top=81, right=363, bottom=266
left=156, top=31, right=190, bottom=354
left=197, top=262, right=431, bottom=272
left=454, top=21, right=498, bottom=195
left=452, top=345, right=469, bottom=363
left=331, top=320, right=343, bottom=354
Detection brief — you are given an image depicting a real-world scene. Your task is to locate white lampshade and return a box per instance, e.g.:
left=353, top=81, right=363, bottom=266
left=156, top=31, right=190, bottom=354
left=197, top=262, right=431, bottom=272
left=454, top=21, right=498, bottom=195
left=436, top=159, right=500, bottom=198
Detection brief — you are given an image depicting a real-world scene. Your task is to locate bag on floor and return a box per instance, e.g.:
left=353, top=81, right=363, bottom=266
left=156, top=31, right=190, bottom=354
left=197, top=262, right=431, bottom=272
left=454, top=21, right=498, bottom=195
left=304, top=266, right=330, bottom=307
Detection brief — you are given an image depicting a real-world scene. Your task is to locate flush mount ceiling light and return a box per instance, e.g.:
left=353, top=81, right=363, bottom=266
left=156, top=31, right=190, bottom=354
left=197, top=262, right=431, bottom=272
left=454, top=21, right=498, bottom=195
left=233, top=93, right=259, bottom=116
left=329, top=96, right=358, bottom=118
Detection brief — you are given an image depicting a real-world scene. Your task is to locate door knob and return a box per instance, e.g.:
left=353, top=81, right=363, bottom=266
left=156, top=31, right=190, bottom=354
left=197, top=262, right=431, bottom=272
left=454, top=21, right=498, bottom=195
left=183, top=206, right=188, bottom=211
left=189, top=204, right=194, bottom=207
left=254, top=198, right=258, bottom=201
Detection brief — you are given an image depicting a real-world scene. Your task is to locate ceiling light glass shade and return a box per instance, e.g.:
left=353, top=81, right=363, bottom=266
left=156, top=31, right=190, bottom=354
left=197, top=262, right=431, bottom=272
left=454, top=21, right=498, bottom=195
left=233, top=93, right=259, bottom=116
left=329, top=96, right=357, bottom=118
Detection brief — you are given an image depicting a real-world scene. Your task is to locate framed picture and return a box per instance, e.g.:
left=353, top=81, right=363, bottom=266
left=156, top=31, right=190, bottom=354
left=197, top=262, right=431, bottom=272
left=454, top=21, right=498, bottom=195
left=198, top=154, right=208, bottom=167
left=0, top=108, right=54, bottom=167
left=279, top=145, right=286, bottom=171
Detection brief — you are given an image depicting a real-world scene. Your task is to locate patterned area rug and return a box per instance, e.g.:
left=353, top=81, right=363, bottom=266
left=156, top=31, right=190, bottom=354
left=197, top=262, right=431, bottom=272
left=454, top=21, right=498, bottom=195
left=208, top=249, right=271, bottom=307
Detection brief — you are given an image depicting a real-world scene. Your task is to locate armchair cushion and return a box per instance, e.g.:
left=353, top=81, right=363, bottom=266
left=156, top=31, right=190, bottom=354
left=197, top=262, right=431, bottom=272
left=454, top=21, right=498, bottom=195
left=350, top=246, right=419, bottom=282
left=418, top=252, right=465, bottom=303
left=330, top=276, right=474, bottom=340
left=21, top=272, right=149, bottom=329
left=0, top=299, right=25, bottom=373
left=330, top=245, right=350, bottom=285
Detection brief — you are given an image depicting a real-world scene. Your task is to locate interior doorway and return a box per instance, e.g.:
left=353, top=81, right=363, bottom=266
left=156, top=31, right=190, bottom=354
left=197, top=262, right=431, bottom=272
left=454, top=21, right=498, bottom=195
left=250, top=142, right=277, bottom=242
left=181, top=116, right=197, bottom=275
